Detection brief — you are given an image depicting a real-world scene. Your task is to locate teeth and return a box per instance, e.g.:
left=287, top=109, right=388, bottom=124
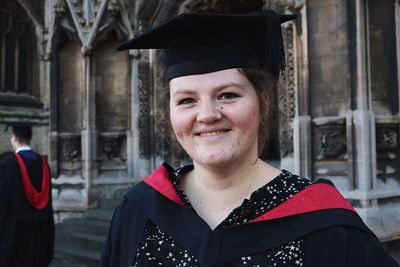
left=199, top=131, right=225, bottom=136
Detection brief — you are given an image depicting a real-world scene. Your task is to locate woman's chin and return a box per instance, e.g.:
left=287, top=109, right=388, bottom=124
left=192, top=153, right=238, bottom=169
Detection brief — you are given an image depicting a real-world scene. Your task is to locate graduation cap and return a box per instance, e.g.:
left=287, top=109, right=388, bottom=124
left=118, top=10, right=296, bottom=80
left=5, top=122, right=33, bottom=141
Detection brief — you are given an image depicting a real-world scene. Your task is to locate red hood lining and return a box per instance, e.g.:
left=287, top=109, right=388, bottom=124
left=15, top=153, right=50, bottom=210
left=143, top=164, right=356, bottom=222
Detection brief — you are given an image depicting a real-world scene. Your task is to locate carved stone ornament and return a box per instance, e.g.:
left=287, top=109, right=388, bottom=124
left=134, top=0, right=164, bottom=22
left=376, top=123, right=399, bottom=182
left=58, top=133, right=82, bottom=174
left=53, top=0, right=67, bottom=17
left=278, top=24, right=296, bottom=157
left=315, top=124, right=347, bottom=160
left=59, top=134, right=82, bottom=162
left=107, top=0, right=120, bottom=16
left=279, top=128, right=294, bottom=158
left=179, top=0, right=219, bottom=13
left=155, top=120, right=171, bottom=159
left=376, top=125, right=398, bottom=151
left=153, top=50, right=173, bottom=160
left=98, top=133, right=126, bottom=161
left=138, top=60, right=152, bottom=158
left=263, top=0, right=305, bottom=12
left=69, top=0, right=102, bottom=28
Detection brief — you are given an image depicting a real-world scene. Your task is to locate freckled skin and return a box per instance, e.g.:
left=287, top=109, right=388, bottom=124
left=169, top=68, right=260, bottom=169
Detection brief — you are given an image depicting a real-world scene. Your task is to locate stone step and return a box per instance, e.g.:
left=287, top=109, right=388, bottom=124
left=53, top=217, right=109, bottom=267
left=54, top=246, right=101, bottom=267
left=57, top=218, right=110, bottom=236
left=49, top=256, right=91, bottom=267
left=84, top=208, right=114, bottom=221
left=52, top=187, right=130, bottom=267
left=114, top=187, right=131, bottom=199
left=98, top=197, right=121, bottom=211
left=56, top=230, right=107, bottom=251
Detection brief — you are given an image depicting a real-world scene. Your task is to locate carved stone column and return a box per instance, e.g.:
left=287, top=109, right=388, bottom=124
left=291, top=2, right=312, bottom=178
left=48, top=54, right=59, bottom=177
left=81, top=47, right=97, bottom=207
left=351, top=0, right=376, bottom=208
left=130, top=47, right=153, bottom=178
left=279, top=21, right=296, bottom=171
left=46, top=0, right=64, bottom=177
left=264, top=1, right=310, bottom=175
left=396, top=0, right=400, bottom=114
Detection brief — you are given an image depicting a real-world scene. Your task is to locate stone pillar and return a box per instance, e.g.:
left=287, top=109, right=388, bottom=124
left=396, top=0, right=400, bottom=115
left=294, top=116, right=312, bottom=177
left=129, top=49, right=152, bottom=179
left=47, top=0, right=65, bottom=178
left=127, top=50, right=148, bottom=178
left=46, top=53, right=59, bottom=176
left=81, top=47, right=97, bottom=207
left=293, top=4, right=312, bottom=178
left=351, top=0, right=376, bottom=207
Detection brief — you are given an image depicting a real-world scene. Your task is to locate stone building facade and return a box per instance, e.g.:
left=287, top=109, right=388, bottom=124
left=0, top=0, right=399, bottom=243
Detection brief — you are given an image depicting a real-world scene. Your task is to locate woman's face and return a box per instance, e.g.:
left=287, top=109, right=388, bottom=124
left=169, top=68, right=261, bottom=168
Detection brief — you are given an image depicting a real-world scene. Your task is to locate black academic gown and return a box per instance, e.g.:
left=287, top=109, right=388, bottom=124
left=0, top=151, right=54, bottom=267
left=100, top=163, right=399, bottom=267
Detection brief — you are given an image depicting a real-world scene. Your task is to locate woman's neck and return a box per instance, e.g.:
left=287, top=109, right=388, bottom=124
left=193, top=158, right=263, bottom=191
left=181, top=159, right=281, bottom=229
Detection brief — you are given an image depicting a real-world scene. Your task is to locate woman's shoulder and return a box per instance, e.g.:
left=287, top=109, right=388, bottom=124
left=304, top=225, right=399, bottom=266
left=279, top=169, right=313, bottom=185
left=121, top=163, right=189, bottom=207
left=280, top=169, right=345, bottom=190
left=108, top=183, right=150, bottom=231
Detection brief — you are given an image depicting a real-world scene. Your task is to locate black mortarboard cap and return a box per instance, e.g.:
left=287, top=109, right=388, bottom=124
left=5, top=122, right=33, bottom=141
left=118, top=10, right=296, bottom=80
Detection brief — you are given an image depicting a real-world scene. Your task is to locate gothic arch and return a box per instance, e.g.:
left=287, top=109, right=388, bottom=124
left=0, top=0, right=42, bottom=106
left=12, top=0, right=43, bottom=39
left=93, top=23, right=128, bottom=48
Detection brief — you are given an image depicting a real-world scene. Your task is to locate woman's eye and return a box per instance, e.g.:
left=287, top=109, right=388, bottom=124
left=177, top=98, right=195, bottom=105
left=219, top=92, right=239, bottom=100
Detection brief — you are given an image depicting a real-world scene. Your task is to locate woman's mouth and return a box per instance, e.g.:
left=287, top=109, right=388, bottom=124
left=198, top=130, right=230, bottom=137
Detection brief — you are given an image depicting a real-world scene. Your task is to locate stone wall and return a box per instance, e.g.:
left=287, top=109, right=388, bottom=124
left=308, top=0, right=350, bottom=117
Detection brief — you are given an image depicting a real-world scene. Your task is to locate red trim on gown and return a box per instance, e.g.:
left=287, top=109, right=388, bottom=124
left=144, top=164, right=357, bottom=222
left=144, top=165, right=187, bottom=207
left=15, top=153, right=50, bottom=210
left=248, top=183, right=356, bottom=222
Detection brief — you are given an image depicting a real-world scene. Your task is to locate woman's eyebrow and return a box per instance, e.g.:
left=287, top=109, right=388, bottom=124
left=171, top=82, right=245, bottom=96
left=171, top=89, right=195, bottom=96
left=214, top=82, right=245, bottom=91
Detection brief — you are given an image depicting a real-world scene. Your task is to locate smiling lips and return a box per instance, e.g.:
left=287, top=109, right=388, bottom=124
left=196, top=129, right=230, bottom=137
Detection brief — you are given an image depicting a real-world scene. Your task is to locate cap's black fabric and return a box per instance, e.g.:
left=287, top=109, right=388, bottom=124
left=118, top=10, right=296, bottom=80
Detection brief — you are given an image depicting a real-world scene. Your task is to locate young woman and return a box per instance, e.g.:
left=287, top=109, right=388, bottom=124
left=100, top=10, right=399, bottom=267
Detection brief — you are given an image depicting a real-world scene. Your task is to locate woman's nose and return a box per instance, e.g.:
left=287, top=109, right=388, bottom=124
left=196, top=101, right=222, bottom=123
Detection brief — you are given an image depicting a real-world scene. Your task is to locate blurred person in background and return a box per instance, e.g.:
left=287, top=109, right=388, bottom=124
left=0, top=123, right=54, bottom=267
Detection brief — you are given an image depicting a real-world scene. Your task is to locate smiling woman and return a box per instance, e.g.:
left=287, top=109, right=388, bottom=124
left=169, top=69, right=261, bottom=169
left=100, top=10, right=399, bottom=267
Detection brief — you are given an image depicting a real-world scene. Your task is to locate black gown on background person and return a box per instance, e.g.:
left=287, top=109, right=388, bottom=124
left=0, top=150, right=54, bottom=267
